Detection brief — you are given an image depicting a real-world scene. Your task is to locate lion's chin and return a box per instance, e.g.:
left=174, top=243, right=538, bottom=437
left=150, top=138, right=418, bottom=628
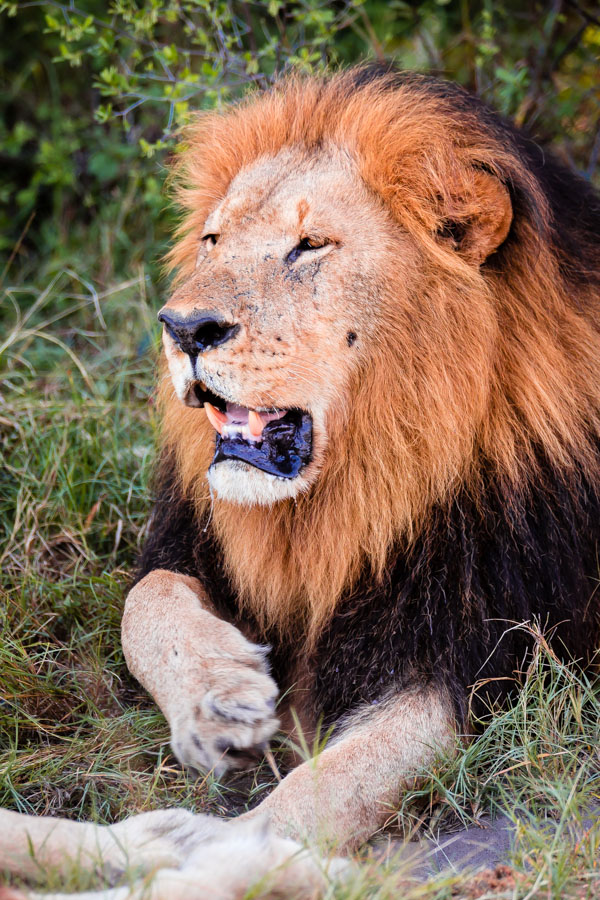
left=207, top=459, right=308, bottom=506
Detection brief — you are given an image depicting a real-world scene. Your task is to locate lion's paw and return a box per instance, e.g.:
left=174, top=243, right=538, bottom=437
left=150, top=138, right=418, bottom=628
left=170, top=656, right=279, bottom=777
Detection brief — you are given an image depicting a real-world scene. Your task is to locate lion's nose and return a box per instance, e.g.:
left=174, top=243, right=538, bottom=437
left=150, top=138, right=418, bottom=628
left=158, top=310, right=239, bottom=355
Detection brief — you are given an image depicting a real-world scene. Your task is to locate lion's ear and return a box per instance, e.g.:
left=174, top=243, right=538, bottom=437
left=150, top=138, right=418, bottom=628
left=438, top=170, right=513, bottom=265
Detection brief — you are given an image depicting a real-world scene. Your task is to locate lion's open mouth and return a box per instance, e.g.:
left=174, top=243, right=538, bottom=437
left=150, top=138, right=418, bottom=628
left=187, top=382, right=312, bottom=478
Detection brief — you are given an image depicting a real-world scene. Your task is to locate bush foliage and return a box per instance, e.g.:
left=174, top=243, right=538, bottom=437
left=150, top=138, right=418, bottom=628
left=2, top=0, right=599, bottom=283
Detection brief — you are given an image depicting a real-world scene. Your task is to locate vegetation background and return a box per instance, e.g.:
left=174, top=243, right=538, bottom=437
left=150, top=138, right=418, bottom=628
left=1, top=1, right=600, bottom=897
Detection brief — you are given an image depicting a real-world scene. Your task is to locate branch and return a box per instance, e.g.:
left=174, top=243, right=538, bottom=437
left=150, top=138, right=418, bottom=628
left=563, top=0, right=600, bottom=28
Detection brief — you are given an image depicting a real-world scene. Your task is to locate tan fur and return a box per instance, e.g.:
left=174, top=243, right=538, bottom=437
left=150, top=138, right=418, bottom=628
left=0, top=807, right=348, bottom=900
left=122, top=571, right=279, bottom=775
left=242, top=686, right=454, bottom=851
left=158, top=72, right=600, bottom=641
left=0, top=807, right=201, bottom=882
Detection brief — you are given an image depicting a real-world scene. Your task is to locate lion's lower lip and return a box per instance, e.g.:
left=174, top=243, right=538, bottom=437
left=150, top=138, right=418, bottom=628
left=212, top=409, right=313, bottom=478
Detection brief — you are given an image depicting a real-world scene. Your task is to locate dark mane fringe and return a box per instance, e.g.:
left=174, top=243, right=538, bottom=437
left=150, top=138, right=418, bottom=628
left=312, top=447, right=600, bottom=726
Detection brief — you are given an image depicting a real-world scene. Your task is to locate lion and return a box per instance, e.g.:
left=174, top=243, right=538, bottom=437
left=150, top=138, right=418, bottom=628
left=1, top=66, right=600, bottom=900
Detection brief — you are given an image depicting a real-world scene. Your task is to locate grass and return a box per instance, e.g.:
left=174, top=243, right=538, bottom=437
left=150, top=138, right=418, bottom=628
left=1, top=269, right=600, bottom=898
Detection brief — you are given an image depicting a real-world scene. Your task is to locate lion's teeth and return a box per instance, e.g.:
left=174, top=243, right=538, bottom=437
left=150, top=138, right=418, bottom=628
left=205, top=402, right=226, bottom=434
left=206, top=403, right=285, bottom=442
left=222, top=423, right=259, bottom=442
left=248, top=410, right=265, bottom=438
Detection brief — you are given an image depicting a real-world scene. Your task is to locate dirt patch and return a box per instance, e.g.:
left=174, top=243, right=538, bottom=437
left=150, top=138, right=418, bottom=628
left=458, top=864, right=520, bottom=897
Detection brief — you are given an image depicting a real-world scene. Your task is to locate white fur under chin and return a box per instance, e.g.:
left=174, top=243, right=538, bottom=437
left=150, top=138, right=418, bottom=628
left=208, top=459, right=307, bottom=505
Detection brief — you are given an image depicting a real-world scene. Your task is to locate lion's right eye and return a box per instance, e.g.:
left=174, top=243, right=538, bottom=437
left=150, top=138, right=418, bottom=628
left=203, top=234, right=219, bottom=248
left=298, top=237, right=324, bottom=251
left=287, top=236, right=329, bottom=263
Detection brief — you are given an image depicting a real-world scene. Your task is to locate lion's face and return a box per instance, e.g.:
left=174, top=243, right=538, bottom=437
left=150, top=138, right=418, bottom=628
left=159, top=146, right=418, bottom=505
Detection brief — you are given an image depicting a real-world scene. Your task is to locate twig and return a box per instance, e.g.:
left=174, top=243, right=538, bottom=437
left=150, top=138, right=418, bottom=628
left=264, top=745, right=282, bottom=783
left=563, top=0, right=600, bottom=28
left=0, top=211, right=36, bottom=287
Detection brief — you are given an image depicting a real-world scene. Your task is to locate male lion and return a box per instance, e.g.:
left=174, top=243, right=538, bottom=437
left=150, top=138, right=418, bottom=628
left=2, top=66, right=600, bottom=899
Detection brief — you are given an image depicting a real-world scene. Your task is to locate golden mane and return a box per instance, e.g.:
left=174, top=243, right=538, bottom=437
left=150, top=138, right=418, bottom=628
left=159, top=70, right=600, bottom=642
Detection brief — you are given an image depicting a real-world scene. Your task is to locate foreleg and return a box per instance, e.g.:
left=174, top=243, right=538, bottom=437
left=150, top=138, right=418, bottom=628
left=245, top=684, right=455, bottom=852
left=121, top=570, right=279, bottom=775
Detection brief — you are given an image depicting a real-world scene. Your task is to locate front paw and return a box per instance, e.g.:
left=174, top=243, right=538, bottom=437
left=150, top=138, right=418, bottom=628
left=170, top=658, right=279, bottom=777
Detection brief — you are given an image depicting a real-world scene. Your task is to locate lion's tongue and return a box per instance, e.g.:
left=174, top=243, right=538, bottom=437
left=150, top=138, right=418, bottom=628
left=205, top=402, right=285, bottom=442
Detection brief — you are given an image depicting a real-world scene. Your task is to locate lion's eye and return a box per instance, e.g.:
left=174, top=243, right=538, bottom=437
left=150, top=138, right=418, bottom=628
left=287, top=236, right=329, bottom=263
left=203, top=234, right=219, bottom=248
left=299, top=236, right=325, bottom=251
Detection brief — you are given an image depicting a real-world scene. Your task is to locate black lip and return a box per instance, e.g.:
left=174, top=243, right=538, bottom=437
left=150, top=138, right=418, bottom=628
left=212, top=409, right=312, bottom=478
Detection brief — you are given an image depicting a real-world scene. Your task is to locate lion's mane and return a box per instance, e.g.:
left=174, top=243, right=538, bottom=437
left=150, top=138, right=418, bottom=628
left=141, top=68, right=600, bottom=723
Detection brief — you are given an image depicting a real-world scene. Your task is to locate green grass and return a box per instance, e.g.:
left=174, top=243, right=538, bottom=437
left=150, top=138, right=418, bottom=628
left=2, top=270, right=600, bottom=898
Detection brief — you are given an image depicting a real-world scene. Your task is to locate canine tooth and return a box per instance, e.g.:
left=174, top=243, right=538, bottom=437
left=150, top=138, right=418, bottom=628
left=248, top=410, right=265, bottom=438
left=206, top=402, right=227, bottom=423
left=205, top=402, right=226, bottom=434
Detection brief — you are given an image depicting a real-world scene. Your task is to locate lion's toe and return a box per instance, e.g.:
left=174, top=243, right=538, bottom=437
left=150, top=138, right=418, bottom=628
left=170, top=663, right=279, bottom=777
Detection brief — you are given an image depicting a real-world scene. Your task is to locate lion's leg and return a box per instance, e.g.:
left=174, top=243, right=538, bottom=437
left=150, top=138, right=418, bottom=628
left=0, top=807, right=221, bottom=882
left=243, top=685, right=455, bottom=852
left=3, top=816, right=348, bottom=900
left=121, top=570, right=279, bottom=774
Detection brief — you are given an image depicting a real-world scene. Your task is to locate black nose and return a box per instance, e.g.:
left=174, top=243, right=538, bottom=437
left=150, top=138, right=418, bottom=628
left=158, top=310, right=239, bottom=355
